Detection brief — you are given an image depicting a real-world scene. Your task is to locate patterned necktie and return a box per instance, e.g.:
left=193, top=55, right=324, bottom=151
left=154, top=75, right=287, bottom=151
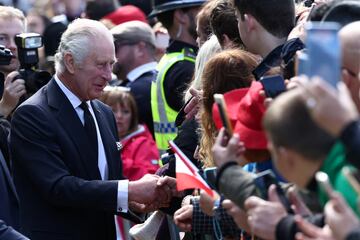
left=79, top=102, right=98, bottom=159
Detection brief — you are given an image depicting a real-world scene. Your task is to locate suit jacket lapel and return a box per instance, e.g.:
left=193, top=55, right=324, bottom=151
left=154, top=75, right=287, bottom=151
left=47, top=79, right=102, bottom=180
left=0, top=149, right=19, bottom=203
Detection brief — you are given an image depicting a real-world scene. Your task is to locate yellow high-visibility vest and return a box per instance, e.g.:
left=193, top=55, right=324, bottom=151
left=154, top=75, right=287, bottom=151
left=151, top=48, right=195, bottom=154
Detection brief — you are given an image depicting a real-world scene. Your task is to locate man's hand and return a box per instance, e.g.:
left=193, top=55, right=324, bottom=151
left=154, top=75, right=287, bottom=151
left=128, top=174, right=160, bottom=204
left=244, top=185, right=288, bottom=240
left=199, top=190, right=219, bottom=216
left=288, top=187, right=312, bottom=216
left=157, top=176, right=182, bottom=198
left=222, top=199, right=251, bottom=232
left=184, top=88, right=202, bottom=120
left=325, top=192, right=360, bottom=240
left=128, top=174, right=173, bottom=205
left=129, top=175, right=179, bottom=209
left=301, top=77, right=358, bottom=137
left=295, top=216, right=335, bottom=240
left=212, top=128, right=246, bottom=167
left=0, top=71, right=26, bottom=117
left=174, top=204, right=193, bottom=232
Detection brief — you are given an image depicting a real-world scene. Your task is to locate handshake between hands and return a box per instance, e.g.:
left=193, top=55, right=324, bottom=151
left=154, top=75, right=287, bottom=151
left=128, top=174, right=181, bottom=213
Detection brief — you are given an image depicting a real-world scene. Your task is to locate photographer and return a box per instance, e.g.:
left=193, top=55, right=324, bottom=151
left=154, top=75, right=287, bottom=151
left=0, top=6, right=26, bottom=118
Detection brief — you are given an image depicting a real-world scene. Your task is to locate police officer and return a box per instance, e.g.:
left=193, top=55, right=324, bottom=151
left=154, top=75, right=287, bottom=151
left=0, top=6, right=27, bottom=119
left=150, top=0, right=205, bottom=154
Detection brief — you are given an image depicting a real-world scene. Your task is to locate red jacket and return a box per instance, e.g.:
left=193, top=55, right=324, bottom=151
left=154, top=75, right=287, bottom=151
left=120, top=125, right=159, bottom=181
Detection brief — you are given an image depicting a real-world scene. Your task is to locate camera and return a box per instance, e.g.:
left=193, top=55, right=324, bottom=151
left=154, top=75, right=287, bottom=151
left=304, top=0, right=314, bottom=7
left=15, top=33, right=51, bottom=95
left=0, top=45, right=13, bottom=65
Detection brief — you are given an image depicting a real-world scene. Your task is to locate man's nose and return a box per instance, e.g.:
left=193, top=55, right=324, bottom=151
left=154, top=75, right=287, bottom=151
left=7, top=36, right=17, bottom=51
left=103, top=63, right=113, bottom=81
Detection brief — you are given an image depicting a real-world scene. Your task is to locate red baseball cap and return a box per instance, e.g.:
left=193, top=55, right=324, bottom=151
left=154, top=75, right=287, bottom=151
left=102, top=5, right=147, bottom=26
left=212, top=88, right=249, bottom=131
left=212, top=81, right=268, bottom=150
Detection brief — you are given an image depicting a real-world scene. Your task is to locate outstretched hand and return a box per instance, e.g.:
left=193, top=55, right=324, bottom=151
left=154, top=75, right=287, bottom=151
left=324, top=192, right=360, bottom=240
left=184, top=88, right=202, bottom=120
left=301, top=76, right=358, bottom=137
left=174, top=204, right=193, bottom=232
left=128, top=175, right=180, bottom=211
left=295, top=216, right=334, bottom=240
left=244, top=185, right=288, bottom=240
left=212, top=128, right=246, bottom=167
left=222, top=199, right=250, bottom=232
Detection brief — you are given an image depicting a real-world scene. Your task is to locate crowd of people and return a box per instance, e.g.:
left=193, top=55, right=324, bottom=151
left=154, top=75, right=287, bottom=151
left=0, top=0, right=360, bottom=240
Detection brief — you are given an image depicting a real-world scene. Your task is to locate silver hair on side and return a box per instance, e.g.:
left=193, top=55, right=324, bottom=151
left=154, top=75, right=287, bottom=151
left=54, top=18, right=114, bottom=73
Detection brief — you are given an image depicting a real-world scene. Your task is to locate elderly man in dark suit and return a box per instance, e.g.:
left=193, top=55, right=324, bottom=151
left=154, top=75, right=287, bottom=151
left=10, top=18, right=176, bottom=240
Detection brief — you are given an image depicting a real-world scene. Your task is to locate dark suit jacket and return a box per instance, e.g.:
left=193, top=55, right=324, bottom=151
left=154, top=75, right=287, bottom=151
left=10, top=78, right=124, bottom=240
left=0, top=149, right=20, bottom=231
left=0, top=220, right=28, bottom=240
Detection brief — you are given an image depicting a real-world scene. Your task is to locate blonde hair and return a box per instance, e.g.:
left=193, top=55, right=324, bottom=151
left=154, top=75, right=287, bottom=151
left=184, top=35, right=221, bottom=102
left=0, top=6, right=26, bottom=27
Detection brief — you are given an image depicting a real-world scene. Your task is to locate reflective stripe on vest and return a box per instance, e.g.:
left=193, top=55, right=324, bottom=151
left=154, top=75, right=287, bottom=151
left=151, top=48, right=195, bottom=153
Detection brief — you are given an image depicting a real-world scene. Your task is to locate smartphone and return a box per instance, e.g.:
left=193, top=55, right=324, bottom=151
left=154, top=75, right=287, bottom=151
left=254, top=170, right=294, bottom=214
left=259, top=75, right=286, bottom=98
left=204, top=167, right=217, bottom=190
left=295, top=50, right=308, bottom=76
left=342, top=167, right=360, bottom=196
left=213, top=94, right=233, bottom=136
left=305, top=22, right=341, bottom=88
left=315, top=171, right=334, bottom=198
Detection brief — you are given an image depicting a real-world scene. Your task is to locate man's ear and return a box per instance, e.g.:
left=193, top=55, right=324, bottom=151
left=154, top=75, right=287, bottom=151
left=174, top=9, right=187, bottom=25
left=341, top=69, right=360, bottom=112
left=278, top=146, right=296, bottom=168
left=64, top=52, right=76, bottom=74
left=134, top=42, right=146, bottom=58
left=243, top=14, right=254, bottom=33
left=221, top=34, right=231, bottom=48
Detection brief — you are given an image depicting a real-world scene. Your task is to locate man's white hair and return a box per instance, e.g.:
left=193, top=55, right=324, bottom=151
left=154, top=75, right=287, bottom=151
left=54, top=18, right=114, bottom=73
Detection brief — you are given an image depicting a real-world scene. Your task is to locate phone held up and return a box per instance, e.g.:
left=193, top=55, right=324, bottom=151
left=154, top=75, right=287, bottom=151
left=214, top=94, right=233, bottom=137
left=254, top=170, right=294, bottom=214
left=305, top=22, right=341, bottom=88
left=203, top=167, right=217, bottom=190
left=259, top=74, right=286, bottom=99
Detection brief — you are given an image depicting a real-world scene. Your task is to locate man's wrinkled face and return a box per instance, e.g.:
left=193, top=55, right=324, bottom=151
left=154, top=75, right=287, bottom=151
left=0, top=17, right=25, bottom=74
left=71, top=36, right=115, bottom=101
